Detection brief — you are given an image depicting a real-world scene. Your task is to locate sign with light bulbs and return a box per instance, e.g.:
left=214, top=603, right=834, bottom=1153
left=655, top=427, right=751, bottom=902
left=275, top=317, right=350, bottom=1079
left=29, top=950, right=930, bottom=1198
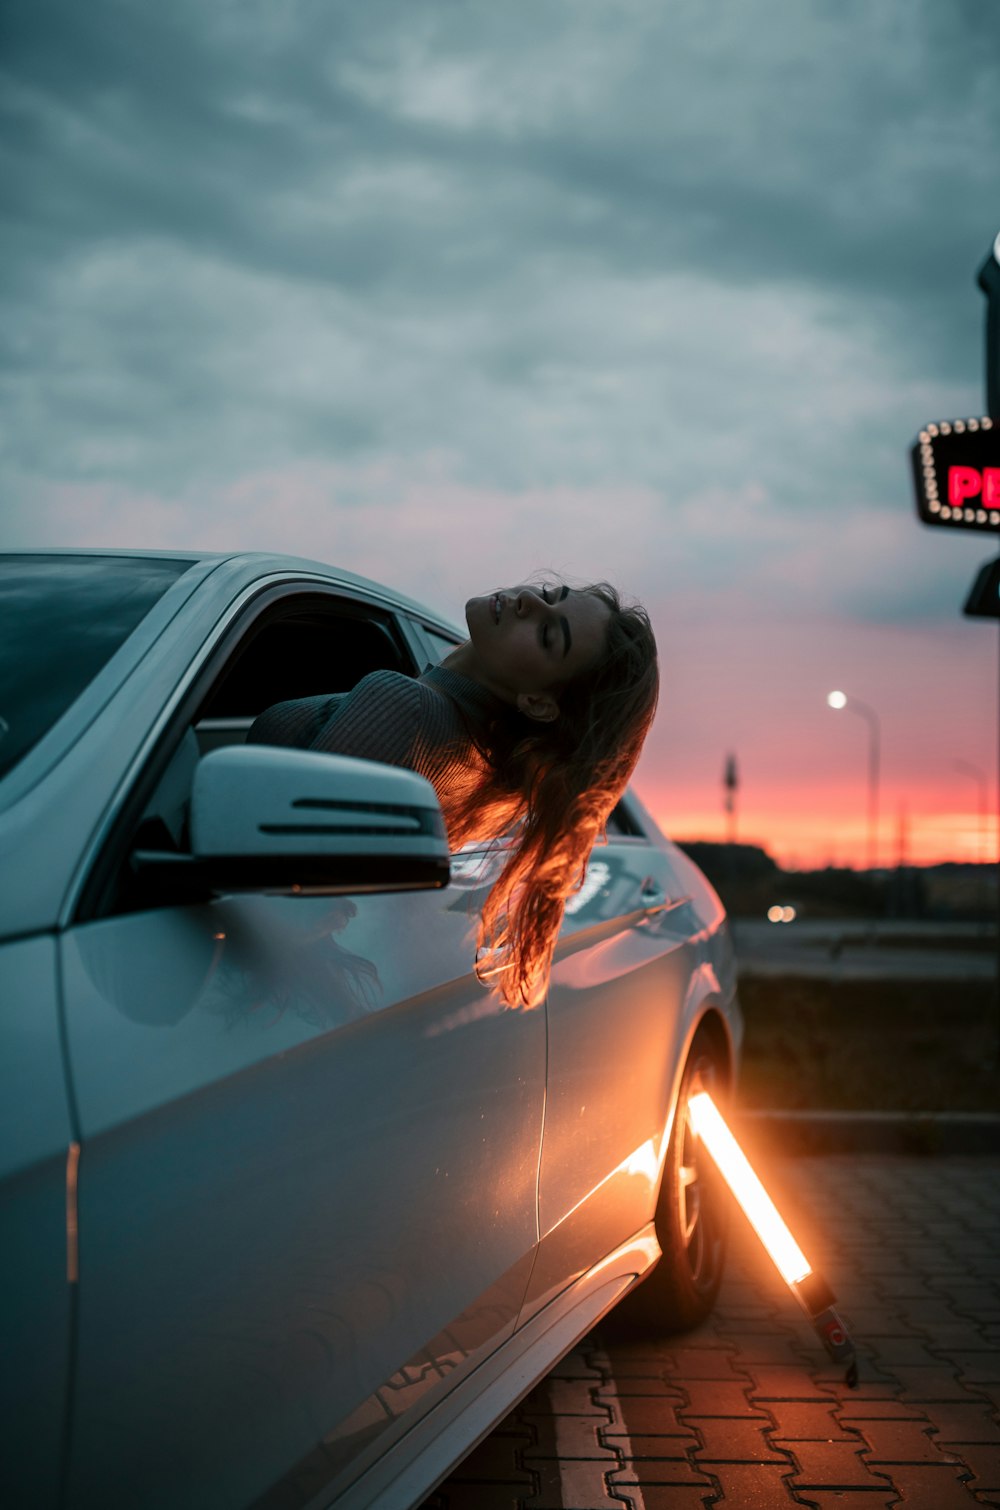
left=910, top=417, right=1000, bottom=533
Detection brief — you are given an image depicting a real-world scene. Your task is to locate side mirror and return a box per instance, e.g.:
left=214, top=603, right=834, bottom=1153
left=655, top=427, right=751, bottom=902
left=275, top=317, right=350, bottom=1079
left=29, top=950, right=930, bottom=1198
left=132, top=746, right=450, bottom=903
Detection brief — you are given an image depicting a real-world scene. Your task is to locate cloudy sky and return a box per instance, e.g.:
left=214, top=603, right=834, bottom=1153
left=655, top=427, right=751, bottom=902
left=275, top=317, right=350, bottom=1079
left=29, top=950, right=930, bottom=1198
left=3, top=0, right=998, bottom=865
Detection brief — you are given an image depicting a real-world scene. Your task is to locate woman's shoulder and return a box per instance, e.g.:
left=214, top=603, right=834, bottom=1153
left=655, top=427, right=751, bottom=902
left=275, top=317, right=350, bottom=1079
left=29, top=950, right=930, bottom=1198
left=348, top=668, right=441, bottom=715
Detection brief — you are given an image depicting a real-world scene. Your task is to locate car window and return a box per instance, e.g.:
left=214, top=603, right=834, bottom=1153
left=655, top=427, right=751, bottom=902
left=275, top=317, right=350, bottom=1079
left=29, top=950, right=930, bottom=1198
left=0, top=554, right=192, bottom=780
left=191, top=599, right=414, bottom=757
left=421, top=626, right=462, bottom=664
left=121, top=596, right=418, bottom=897
left=605, top=798, right=648, bottom=839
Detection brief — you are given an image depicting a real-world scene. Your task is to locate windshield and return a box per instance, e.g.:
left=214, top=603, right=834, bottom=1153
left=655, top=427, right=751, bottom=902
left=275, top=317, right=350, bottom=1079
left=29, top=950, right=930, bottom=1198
left=0, top=555, right=193, bottom=780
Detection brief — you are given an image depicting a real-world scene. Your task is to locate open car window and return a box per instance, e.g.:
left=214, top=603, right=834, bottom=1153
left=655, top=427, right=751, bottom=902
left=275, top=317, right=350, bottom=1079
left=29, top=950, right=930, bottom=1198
left=118, top=596, right=418, bottom=905
left=193, top=600, right=413, bottom=755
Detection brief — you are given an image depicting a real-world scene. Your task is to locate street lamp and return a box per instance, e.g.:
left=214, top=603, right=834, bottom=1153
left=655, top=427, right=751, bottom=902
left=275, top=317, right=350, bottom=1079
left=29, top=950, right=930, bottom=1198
left=827, top=690, right=881, bottom=871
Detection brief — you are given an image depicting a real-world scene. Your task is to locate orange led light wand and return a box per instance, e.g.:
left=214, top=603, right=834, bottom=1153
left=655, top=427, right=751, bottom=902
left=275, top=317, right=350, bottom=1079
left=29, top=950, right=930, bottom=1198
left=688, top=1091, right=858, bottom=1388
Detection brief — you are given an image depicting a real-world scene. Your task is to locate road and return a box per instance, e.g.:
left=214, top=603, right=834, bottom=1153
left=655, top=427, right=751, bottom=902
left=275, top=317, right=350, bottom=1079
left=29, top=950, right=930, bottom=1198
left=424, top=1151, right=1000, bottom=1508
left=730, top=919, right=997, bottom=981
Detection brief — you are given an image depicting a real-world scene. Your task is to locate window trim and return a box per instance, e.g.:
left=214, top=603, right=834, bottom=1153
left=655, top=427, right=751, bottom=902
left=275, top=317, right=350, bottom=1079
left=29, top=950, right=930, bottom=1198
left=73, top=582, right=425, bottom=924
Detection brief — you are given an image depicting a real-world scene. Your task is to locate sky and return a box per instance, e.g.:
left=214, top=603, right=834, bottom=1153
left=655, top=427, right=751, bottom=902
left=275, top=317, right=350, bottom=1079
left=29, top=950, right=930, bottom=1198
left=2, top=0, right=999, bottom=867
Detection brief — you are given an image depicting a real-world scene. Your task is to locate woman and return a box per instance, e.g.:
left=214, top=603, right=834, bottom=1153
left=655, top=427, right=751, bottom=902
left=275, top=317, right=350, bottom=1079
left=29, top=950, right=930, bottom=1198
left=249, top=579, right=658, bottom=1007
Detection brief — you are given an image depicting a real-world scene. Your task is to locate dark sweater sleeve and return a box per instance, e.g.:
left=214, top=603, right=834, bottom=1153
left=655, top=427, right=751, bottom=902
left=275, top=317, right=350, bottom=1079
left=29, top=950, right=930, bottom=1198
left=249, top=670, right=436, bottom=771
left=306, top=670, right=427, bottom=769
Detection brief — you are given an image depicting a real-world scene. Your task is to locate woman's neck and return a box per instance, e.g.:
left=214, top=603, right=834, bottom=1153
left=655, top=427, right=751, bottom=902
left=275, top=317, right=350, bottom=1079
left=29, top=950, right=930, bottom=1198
left=440, top=641, right=516, bottom=705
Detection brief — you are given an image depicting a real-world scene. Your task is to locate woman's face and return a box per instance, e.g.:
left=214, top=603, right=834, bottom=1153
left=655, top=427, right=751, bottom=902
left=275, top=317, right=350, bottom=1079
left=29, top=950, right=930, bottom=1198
left=463, top=581, right=611, bottom=718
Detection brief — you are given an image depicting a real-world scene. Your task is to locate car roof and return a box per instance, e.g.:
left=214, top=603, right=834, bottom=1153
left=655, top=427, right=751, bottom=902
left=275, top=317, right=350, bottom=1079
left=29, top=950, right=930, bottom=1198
left=1, top=546, right=463, bottom=637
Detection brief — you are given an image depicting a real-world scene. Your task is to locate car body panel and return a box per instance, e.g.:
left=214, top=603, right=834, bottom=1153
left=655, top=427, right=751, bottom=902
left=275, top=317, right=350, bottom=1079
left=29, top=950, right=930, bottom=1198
left=523, top=835, right=704, bottom=1320
left=0, top=549, right=742, bottom=1510
left=0, top=936, right=75, bottom=1510
left=61, top=878, right=545, bottom=1509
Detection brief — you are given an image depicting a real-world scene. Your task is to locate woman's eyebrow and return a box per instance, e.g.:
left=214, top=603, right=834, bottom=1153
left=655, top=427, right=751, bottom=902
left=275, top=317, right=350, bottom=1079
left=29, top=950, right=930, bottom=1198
left=558, top=586, right=571, bottom=656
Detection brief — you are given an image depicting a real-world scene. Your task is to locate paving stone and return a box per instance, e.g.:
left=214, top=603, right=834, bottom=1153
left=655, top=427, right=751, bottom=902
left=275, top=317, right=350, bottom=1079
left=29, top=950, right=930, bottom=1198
left=428, top=1486, right=527, bottom=1510
left=930, top=1284, right=1000, bottom=1314
left=922, top=1325, right=1000, bottom=1350
left=520, top=1379, right=607, bottom=1416
left=600, top=1395, right=693, bottom=1435
left=744, top=1365, right=839, bottom=1401
left=445, top=1431, right=534, bottom=1485
left=689, top=1417, right=793, bottom=1463
left=792, top=1495, right=896, bottom=1509
left=948, top=1440, right=1000, bottom=1491
left=725, top=1331, right=815, bottom=1365
left=764, top=1401, right=859, bottom=1441
left=831, top=1306, right=922, bottom=1338
left=607, top=1487, right=712, bottom=1509
left=596, top=1349, right=672, bottom=1379
left=854, top=1417, right=966, bottom=1463
left=874, top=1462, right=986, bottom=1506
left=877, top=1276, right=938, bottom=1299
left=594, top=1378, right=687, bottom=1403
left=523, top=1415, right=619, bottom=1462
left=615, top=1435, right=699, bottom=1461
left=676, top=1380, right=769, bottom=1417
left=678, top=1462, right=798, bottom=1504
left=785, top=1440, right=896, bottom=1489
left=929, top=1404, right=1000, bottom=1443
left=866, top=1336, right=942, bottom=1368
left=974, top=1384, right=1000, bottom=1413
left=663, top=1348, right=750, bottom=1381
left=890, top=1366, right=993, bottom=1403
left=609, top=1460, right=723, bottom=1490
left=527, top=1458, right=628, bottom=1507
left=953, top=1353, right=1000, bottom=1384
left=432, top=1152, right=1000, bottom=1509
left=546, top=1349, right=605, bottom=1380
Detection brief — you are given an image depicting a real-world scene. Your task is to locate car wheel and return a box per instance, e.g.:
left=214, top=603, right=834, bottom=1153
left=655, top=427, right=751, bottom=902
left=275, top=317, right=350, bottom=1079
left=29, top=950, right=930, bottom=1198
left=621, top=1030, right=729, bottom=1331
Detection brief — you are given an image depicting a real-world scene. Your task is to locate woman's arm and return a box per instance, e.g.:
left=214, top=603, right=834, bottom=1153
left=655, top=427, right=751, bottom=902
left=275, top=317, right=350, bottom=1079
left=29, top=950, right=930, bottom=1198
left=249, top=670, right=431, bottom=770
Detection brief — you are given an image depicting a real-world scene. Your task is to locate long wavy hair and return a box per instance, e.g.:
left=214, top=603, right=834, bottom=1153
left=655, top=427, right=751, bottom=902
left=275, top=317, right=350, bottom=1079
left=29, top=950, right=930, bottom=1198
left=443, top=582, right=659, bottom=1008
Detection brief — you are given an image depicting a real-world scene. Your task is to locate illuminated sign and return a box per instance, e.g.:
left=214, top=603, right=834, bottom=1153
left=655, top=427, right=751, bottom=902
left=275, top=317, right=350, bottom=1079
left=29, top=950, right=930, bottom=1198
left=910, top=417, right=1000, bottom=533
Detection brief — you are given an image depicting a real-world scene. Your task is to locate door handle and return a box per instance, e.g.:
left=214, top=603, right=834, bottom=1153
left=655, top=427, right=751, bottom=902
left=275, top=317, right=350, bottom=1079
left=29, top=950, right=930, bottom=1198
left=640, top=878, right=690, bottom=915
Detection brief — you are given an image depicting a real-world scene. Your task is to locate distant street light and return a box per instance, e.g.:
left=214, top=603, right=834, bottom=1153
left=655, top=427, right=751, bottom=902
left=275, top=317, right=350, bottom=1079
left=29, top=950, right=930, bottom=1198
left=827, top=690, right=881, bottom=871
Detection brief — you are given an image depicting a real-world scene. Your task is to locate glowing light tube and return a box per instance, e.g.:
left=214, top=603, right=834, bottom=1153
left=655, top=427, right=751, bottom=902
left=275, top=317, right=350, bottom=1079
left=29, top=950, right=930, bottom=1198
left=687, top=1091, right=810, bottom=1285
left=688, top=1089, right=858, bottom=1386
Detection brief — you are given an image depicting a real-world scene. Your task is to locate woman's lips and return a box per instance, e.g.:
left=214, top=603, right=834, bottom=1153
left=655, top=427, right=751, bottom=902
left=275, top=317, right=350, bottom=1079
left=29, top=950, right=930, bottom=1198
left=491, top=592, right=505, bottom=624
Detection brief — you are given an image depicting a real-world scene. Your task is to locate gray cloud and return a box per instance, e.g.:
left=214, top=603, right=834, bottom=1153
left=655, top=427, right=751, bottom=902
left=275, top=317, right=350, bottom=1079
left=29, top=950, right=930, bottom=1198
left=1, top=0, right=997, bottom=623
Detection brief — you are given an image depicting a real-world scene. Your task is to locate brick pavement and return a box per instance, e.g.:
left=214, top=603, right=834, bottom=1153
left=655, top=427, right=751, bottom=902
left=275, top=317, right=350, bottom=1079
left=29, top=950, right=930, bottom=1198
left=423, top=1154, right=1000, bottom=1509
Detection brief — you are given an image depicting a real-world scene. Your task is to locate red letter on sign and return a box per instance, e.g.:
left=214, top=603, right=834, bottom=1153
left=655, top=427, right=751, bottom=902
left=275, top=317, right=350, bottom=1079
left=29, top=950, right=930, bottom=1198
left=949, top=466, right=982, bottom=506
left=984, top=468, right=1000, bottom=508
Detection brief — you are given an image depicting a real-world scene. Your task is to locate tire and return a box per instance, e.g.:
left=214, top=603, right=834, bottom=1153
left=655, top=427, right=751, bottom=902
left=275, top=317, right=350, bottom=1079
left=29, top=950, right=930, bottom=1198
left=620, top=1031, right=729, bottom=1331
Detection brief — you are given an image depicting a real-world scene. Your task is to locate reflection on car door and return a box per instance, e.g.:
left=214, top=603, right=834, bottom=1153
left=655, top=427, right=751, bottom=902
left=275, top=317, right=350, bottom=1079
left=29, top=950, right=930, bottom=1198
left=60, top=865, right=544, bottom=1508
left=522, top=832, right=697, bottom=1320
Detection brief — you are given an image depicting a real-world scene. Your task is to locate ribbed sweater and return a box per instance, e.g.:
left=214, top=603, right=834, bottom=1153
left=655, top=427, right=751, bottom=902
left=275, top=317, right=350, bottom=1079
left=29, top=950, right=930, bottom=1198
left=247, top=664, right=511, bottom=828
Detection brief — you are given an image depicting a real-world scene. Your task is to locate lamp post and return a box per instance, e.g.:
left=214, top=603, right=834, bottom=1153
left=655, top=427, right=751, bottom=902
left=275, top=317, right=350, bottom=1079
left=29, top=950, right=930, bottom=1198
left=827, top=691, right=881, bottom=872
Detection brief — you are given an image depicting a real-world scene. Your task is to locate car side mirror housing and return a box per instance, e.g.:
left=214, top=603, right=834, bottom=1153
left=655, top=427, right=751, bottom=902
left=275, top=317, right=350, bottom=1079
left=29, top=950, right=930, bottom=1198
left=132, top=745, right=450, bottom=902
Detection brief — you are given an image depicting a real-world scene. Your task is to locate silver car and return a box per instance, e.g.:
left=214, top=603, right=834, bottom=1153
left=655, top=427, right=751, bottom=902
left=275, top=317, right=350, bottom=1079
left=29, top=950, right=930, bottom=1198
left=0, top=549, right=741, bottom=1510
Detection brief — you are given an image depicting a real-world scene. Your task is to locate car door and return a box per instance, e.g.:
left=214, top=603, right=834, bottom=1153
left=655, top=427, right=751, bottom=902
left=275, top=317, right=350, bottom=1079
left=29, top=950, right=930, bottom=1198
left=0, top=937, right=75, bottom=1510
left=59, top=594, right=545, bottom=1510
left=521, top=806, right=700, bottom=1320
